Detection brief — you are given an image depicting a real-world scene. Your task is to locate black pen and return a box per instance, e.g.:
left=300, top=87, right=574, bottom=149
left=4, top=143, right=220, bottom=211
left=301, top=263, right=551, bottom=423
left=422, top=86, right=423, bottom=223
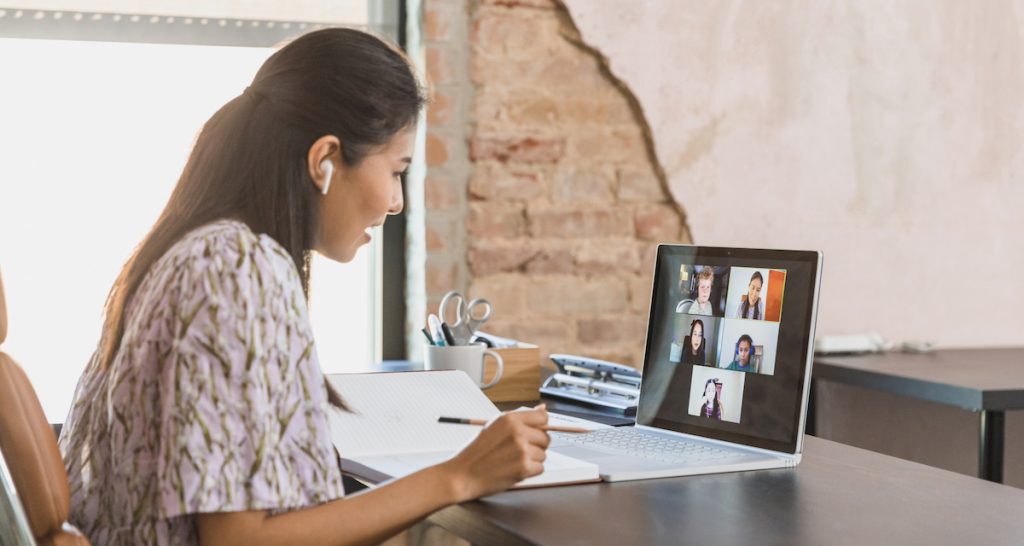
left=421, top=327, right=435, bottom=345
left=441, top=322, right=457, bottom=346
left=438, top=416, right=590, bottom=434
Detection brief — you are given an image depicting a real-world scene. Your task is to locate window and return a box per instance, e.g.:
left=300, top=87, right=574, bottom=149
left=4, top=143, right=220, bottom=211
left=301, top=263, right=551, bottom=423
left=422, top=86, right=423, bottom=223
left=0, top=3, right=401, bottom=422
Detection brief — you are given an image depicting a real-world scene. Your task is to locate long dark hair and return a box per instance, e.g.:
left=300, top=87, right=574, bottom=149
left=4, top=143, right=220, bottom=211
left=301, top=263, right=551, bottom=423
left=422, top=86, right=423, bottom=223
left=739, top=271, right=764, bottom=319
left=703, top=378, right=722, bottom=418
left=683, top=319, right=706, bottom=365
left=98, top=28, right=426, bottom=409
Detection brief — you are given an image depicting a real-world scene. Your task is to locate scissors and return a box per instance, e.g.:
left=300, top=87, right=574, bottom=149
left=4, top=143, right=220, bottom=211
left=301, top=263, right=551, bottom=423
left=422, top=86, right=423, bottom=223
left=438, top=290, right=493, bottom=345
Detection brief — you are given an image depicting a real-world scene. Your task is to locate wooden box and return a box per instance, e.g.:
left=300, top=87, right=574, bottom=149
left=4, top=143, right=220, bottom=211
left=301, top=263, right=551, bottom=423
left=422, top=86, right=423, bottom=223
left=483, top=343, right=541, bottom=403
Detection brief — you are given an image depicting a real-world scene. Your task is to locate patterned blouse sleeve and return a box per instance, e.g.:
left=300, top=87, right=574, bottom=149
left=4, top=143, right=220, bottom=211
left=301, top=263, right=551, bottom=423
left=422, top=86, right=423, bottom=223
left=156, top=229, right=343, bottom=519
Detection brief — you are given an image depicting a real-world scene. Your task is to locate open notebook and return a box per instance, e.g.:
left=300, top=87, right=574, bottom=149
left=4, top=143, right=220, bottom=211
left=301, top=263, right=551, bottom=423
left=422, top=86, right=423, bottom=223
left=326, top=371, right=600, bottom=488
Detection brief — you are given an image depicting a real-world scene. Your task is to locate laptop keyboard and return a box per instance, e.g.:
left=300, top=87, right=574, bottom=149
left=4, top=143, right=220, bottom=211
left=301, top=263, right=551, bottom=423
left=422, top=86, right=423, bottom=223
left=552, top=427, right=741, bottom=464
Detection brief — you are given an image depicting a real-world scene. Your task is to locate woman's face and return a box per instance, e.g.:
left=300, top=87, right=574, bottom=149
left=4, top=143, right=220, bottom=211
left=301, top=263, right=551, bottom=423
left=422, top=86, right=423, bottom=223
left=690, top=323, right=703, bottom=352
left=704, top=383, right=716, bottom=399
left=316, top=127, right=414, bottom=262
left=696, top=278, right=712, bottom=304
left=747, top=277, right=763, bottom=304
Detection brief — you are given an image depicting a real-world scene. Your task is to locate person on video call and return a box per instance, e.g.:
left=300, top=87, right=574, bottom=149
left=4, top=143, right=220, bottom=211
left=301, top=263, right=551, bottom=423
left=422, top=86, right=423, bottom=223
left=682, top=319, right=707, bottom=366
left=726, top=334, right=759, bottom=373
left=676, top=266, right=716, bottom=315
left=735, top=271, right=765, bottom=320
left=699, top=378, right=724, bottom=420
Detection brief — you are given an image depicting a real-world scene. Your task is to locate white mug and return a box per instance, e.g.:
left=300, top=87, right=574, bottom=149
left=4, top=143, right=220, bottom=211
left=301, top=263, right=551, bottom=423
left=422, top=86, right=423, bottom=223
left=424, top=343, right=504, bottom=390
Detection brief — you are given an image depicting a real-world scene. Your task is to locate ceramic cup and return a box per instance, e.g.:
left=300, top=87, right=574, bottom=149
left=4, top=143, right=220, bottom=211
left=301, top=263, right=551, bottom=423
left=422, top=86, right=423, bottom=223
left=424, top=343, right=504, bottom=390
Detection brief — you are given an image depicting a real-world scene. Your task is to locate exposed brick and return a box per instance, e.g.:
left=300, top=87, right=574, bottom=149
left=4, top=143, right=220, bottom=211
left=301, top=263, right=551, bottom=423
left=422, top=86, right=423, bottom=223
left=479, top=0, right=555, bottom=8
left=577, top=316, right=646, bottom=345
left=426, top=224, right=445, bottom=252
left=527, top=276, right=628, bottom=315
left=629, top=274, right=654, bottom=313
left=569, top=128, right=646, bottom=164
left=505, top=95, right=558, bottom=127
left=425, top=46, right=453, bottom=85
left=427, top=89, right=454, bottom=126
left=483, top=317, right=572, bottom=353
left=574, top=242, right=640, bottom=275
left=468, top=274, right=529, bottom=316
left=468, top=242, right=539, bottom=276
left=472, top=9, right=561, bottom=59
left=467, top=202, right=526, bottom=238
left=425, top=132, right=450, bottom=167
left=425, top=215, right=461, bottom=252
left=536, top=55, right=609, bottom=91
left=528, top=207, right=633, bottom=238
left=424, top=175, right=459, bottom=210
left=525, top=247, right=574, bottom=274
left=635, top=204, right=683, bottom=242
left=426, top=258, right=457, bottom=294
left=549, top=169, right=616, bottom=205
left=585, top=350, right=642, bottom=369
left=617, top=166, right=665, bottom=202
left=469, top=162, right=546, bottom=201
left=638, top=243, right=659, bottom=275
left=424, top=5, right=452, bottom=42
left=470, top=136, right=565, bottom=163
left=556, top=97, right=633, bottom=126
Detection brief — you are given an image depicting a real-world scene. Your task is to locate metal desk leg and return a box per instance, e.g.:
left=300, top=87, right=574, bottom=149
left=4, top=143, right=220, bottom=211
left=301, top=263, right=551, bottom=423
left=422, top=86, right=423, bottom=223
left=978, top=410, right=1005, bottom=483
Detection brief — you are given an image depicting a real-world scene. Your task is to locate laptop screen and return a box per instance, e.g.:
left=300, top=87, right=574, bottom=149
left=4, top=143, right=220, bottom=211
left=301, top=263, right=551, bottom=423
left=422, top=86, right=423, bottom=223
left=636, top=245, right=822, bottom=454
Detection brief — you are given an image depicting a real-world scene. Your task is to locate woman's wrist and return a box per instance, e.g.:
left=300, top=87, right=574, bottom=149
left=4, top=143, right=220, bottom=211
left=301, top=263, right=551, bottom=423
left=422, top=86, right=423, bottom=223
left=432, top=459, right=471, bottom=505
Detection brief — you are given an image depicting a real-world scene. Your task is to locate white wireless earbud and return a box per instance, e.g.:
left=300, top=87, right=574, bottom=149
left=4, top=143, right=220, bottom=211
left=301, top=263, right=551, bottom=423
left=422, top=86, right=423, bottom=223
left=320, top=159, right=333, bottom=196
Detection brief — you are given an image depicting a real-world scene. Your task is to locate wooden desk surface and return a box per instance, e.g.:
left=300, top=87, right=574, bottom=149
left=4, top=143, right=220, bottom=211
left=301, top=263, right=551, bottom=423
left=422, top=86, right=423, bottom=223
left=814, top=348, right=1024, bottom=410
left=426, top=436, right=1024, bottom=546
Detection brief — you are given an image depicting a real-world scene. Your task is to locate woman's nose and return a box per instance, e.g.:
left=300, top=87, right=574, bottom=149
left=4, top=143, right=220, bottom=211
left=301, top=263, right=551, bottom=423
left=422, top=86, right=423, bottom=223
left=388, top=185, right=404, bottom=215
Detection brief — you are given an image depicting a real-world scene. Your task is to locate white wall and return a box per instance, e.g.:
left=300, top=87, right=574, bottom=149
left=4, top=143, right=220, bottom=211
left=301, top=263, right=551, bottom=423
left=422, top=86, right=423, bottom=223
left=564, top=0, right=1024, bottom=348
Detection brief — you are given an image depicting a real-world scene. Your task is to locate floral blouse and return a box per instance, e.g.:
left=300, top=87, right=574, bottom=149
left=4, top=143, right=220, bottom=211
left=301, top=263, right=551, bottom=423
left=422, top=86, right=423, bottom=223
left=59, top=220, right=345, bottom=545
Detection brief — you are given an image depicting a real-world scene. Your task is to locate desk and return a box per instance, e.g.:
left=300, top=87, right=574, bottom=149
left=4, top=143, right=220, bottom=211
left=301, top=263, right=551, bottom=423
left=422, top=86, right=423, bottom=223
left=422, top=436, right=1024, bottom=545
left=811, top=348, right=1024, bottom=483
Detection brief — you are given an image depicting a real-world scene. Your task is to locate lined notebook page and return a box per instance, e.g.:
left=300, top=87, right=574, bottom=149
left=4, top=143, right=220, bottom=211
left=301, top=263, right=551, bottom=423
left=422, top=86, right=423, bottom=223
left=327, top=371, right=501, bottom=457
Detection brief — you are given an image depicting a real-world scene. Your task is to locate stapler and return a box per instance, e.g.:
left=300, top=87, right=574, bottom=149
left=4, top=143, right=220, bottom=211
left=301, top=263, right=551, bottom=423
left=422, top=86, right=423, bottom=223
left=540, top=354, right=641, bottom=415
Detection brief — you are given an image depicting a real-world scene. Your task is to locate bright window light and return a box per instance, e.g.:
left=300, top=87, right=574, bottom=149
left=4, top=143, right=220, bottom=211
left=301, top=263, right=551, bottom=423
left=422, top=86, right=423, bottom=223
left=0, top=38, right=377, bottom=423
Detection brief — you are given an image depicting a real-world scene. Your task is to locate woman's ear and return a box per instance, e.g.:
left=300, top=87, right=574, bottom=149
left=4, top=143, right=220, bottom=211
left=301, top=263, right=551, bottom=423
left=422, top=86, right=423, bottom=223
left=308, top=135, right=342, bottom=194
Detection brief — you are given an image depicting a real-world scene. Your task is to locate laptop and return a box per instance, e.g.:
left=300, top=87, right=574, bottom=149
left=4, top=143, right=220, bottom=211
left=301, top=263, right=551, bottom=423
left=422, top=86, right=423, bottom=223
left=550, top=244, right=823, bottom=482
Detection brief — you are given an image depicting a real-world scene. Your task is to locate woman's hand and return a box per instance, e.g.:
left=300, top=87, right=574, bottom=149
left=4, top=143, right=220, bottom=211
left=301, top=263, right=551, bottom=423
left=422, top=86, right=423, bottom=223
left=440, top=405, right=551, bottom=502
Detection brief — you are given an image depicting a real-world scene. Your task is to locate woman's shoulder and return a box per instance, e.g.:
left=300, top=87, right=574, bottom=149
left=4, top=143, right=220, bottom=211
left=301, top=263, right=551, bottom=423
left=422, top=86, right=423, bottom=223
left=161, top=219, right=296, bottom=278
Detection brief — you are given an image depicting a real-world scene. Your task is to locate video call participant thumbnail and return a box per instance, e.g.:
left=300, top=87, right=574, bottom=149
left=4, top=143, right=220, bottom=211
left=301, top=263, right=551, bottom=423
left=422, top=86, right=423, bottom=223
left=669, top=315, right=721, bottom=366
left=716, top=316, right=780, bottom=375
left=734, top=271, right=765, bottom=320
left=696, top=378, right=723, bottom=419
left=685, top=366, right=745, bottom=424
left=676, top=265, right=727, bottom=317
left=725, top=334, right=758, bottom=373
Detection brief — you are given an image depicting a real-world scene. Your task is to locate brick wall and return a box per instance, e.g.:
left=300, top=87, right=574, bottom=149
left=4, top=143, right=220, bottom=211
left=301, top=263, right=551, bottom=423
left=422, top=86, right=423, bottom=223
left=423, top=0, right=690, bottom=369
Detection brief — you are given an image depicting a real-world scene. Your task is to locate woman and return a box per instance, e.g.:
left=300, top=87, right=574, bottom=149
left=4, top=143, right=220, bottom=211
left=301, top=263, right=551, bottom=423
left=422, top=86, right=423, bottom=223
left=698, top=378, right=723, bottom=420
left=58, top=29, right=549, bottom=546
left=736, top=271, right=764, bottom=320
left=681, top=319, right=706, bottom=366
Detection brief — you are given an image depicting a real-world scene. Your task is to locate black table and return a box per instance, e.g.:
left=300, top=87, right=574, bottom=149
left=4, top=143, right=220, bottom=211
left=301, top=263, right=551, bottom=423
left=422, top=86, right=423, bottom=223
left=811, top=348, right=1024, bottom=483
left=423, top=435, right=1024, bottom=545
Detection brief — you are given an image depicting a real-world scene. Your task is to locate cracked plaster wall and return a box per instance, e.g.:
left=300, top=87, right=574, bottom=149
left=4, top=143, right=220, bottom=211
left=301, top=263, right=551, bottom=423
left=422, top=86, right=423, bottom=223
left=564, top=0, right=1024, bottom=348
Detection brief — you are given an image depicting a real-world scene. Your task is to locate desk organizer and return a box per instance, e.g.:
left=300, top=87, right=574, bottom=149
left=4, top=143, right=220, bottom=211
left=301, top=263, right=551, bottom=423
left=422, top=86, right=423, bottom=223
left=484, top=343, right=540, bottom=402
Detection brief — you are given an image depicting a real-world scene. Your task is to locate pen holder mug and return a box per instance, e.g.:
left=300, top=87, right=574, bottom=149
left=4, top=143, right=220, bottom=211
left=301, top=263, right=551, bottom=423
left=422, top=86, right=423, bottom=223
left=424, top=343, right=504, bottom=390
